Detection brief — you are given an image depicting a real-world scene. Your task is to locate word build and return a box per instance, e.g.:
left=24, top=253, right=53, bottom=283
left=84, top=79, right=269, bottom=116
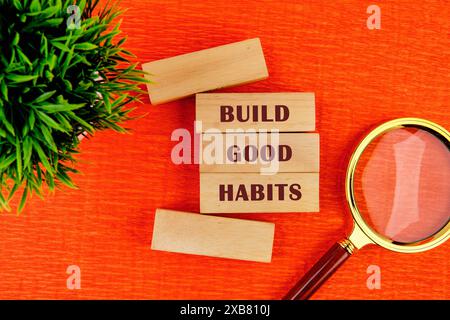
left=196, top=93, right=315, bottom=132
left=220, top=104, right=289, bottom=122
left=200, top=173, right=319, bottom=213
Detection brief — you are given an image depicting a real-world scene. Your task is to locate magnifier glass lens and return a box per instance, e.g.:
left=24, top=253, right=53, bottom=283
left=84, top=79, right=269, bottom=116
left=353, top=127, right=450, bottom=243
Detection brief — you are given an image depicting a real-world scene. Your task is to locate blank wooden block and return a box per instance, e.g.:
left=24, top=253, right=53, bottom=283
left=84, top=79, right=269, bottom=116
left=196, top=92, right=315, bottom=132
left=142, top=38, right=268, bottom=105
left=200, top=172, right=319, bottom=213
left=200, top=133, right=319, bottom=173
left=151, top=209, right=275, bottom=263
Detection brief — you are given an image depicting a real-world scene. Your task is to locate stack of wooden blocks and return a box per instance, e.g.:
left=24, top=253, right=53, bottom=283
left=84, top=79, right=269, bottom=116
left=197, top=93, right=319, bottom=214
left=144, top=38, right=319, bottom=263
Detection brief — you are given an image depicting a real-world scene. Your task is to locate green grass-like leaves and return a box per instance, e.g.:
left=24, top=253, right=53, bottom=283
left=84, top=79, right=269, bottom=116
left=0, top=0, right=149, bottom=213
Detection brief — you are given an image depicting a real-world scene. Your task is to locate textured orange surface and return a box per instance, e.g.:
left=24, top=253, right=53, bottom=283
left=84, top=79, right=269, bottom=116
left=0, top=0, right=449, bottom=299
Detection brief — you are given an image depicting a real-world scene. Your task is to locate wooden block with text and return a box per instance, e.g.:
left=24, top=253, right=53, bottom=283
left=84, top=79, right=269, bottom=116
left=200, top=172, right=319, bottom=213
left=196, top=92, right=315, bottom=132
left=200, top=133, right=319, bottom=173
left=143, top=38, right=268, bottom=105
left=151, top=209, right=275, bottom=263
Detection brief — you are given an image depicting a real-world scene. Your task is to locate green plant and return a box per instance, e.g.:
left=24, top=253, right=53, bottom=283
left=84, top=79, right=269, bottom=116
left=0, top=0, right=148, bottom=213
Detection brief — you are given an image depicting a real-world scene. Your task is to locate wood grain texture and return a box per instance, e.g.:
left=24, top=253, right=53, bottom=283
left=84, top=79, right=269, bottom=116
left=151, top=209, right=274, bottom=263
left=143, top=38, right=268, bottom=104
left=196, top=93, right=315, bottom=132
left=0, top=0, right=448, bottom=300
left=200, top=133, right=320, bottom=173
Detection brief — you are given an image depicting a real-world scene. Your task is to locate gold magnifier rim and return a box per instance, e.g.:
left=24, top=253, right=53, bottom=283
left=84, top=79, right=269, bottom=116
left=345, top=118, right=450, bottom=253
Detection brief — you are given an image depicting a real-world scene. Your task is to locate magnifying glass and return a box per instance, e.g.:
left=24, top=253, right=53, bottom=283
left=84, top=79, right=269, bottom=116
left=285, top=118, right=450, bottom=300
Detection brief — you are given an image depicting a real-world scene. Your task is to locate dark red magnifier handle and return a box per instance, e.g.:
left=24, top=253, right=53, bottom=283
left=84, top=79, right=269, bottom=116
left=284, top=240, right=353, bottom=300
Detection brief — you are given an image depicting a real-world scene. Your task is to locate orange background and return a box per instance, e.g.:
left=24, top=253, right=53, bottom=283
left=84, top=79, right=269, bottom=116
left=0, top=0, right=449, bottom=299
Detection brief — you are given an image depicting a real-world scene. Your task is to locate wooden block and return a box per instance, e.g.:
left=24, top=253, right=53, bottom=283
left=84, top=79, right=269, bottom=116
left=200, top=133, right=319, bottom=173
left=200, top=173, right=319, bottom=213
left=142, top=38, right=268, bottom=105
left=196, top=92, right=315, bottom=132
left=151, top=209, right=275, bottom=263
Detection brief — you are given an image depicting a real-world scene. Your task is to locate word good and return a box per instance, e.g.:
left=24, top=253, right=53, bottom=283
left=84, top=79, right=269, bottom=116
left=196, top=92, right=315, bottom=132
left=199, top=132, right=319, bottom=174
left=226, top=144, right=292, bottom=162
